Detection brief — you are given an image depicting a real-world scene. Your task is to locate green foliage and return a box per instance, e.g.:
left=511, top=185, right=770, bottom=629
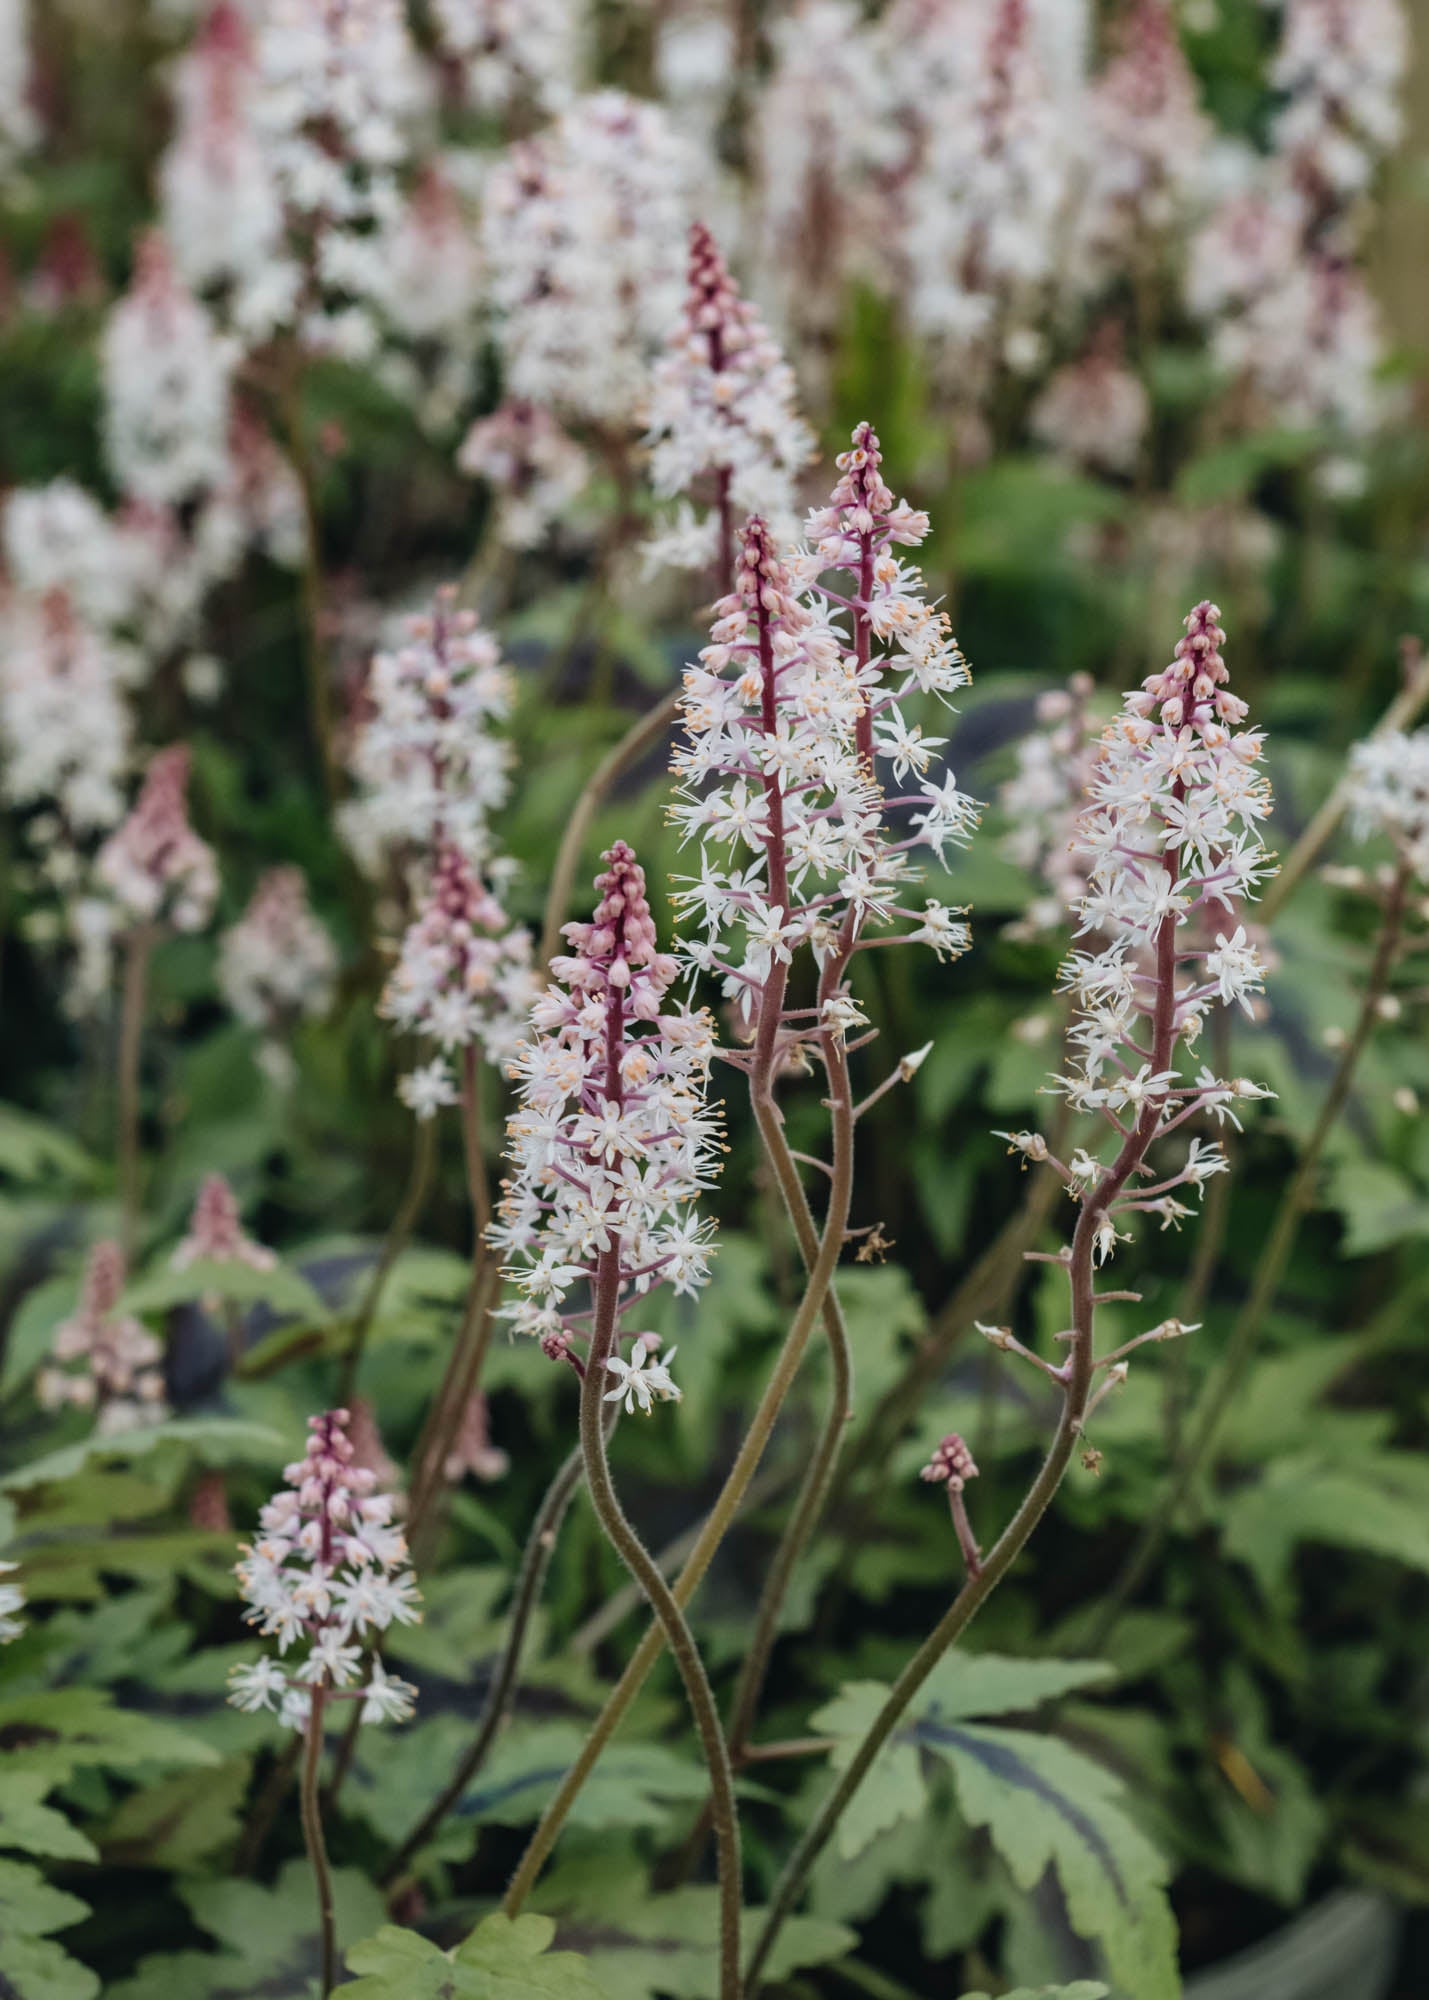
left=0, top=1860, right=98, bottom=2000
left=343, top=1913, right=607, bottom=1999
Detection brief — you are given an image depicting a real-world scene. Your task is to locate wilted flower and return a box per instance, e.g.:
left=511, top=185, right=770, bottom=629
left=228, top=1408, right=420, bottom=1730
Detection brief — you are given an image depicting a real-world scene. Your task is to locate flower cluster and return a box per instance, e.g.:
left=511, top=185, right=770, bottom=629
left=431, top=0, right=576, bottom=117
left=457, top=401, right=590, bottom=551
left=442, top=1391, right=510, bottom=1485
left=219, top=866, right=338, bottom=1037
left=1029, top=324, right=1149, bottom=478
left=159, top=1, right=285, bottom=316
left=1038, top=603, right=1276, bottom=1257
left=493, top=842, right=721, bottom=1384
left=1346, top=729, right=1429, bottom=883
left=481, top=91, right=690, bottom=428
left=367, top=165, right=483, bottom=428
left=904, top=0, right=1068, bottom=380
left=37, top=1242, right=167, bottom=1434
left=999, top=672, right=1103, bottom=940
left=101, top=234, right=236, bottom=509
left=643, top=222, right=813, bottom=577
left=381, top=841, right=538, bottom=1116
left=172, top=1174, right=277, bottom=1277
left=672, top=429, right=978, bottom=1035
left=228, top=1409, right=420, bottom=1730
left=96, top=745, right=219, bottom=935
left=0, top=590, right=134, bottom=842
left=1272, top=0, right=1408, bottom=208
left=343, top=589, right=515, bottom=875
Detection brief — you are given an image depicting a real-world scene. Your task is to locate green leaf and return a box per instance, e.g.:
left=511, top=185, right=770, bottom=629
left=122, top=1255, right=330, bottom=1322
left=919, top=1653, right=1115, bottom=1721
left=108, top=1859, right=387, bottom=2000
left=0, top=1935, right=101, bottom=2000
left=958, top=1988, right=1109, bottom=1999
left=1220, top=1450, right=1429, bottom=1595
left=923, top=1721, right=1179, bottom=2000
left=344, top=1913, right=607, bottom=1998
left=1, top=1417, right=284, bottom=1493
left=0, top=1105, right=95, bottom=1185
left=0, top=1857, right=90, bottom=1937
left=0, top=1776, right=98, bottom=1862
left=810, top=1683, right=927, bottom=1860
left=99, top=1757, right=250, bottom=1870
left=0, top=1687, right=221, bottom=1784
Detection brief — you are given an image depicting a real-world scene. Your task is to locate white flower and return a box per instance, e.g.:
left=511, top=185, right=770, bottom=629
left=227, top=1656, right=291, bottom=1713
left=399, top=1059, right=460, bottom=1122
left=604, top=1337, right=681, bottom=1415
left=361, top=1658, right=419, bottom=1725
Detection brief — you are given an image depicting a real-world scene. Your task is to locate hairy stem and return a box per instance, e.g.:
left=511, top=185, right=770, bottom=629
left=299, top=1686, right=336, bottom=1999
left=583, top=1224, right=742, bottom=1999
left=382, top=1432, right=597, bottom=1885
left=502, top=1086, right=853, bottom=1915
left=1090, top=860, right=1411, bottom=1645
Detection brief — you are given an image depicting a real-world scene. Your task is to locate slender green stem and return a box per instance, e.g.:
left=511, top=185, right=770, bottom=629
left=502, top=1074, right=854, bottom=1915
left=117, top=927, right=152, bottom=1257
left=582, top=1236, right=743, bottom=1999
left=381, top=1433, right=595, bottom=1885
left=1089, top=859, right=1412, bottom=1646
left=336, top=1116, right=437, bottom=1406
left=746, top=847, right=1186, bottom=1993
left=300, top=1686, right=336, bottom=1999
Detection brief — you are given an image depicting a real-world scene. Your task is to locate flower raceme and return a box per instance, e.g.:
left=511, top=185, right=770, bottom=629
left=671, top=427, right=978, bottom=1039
left=381, top=840, right=537, bottom=1119
left=219, top=865, right=337, bottom=1038
left=229, top=1409, right=420, bottom=1730
left=1006, top=603, right=1275, bottom=1262
left=493, top=842, right=722, bottom=1401
left=643, top=221, right=813, bottom=577
left=1346, top=728, right=1429, bottom=882
left=37, top=1241, right=166, bottom=1434
left=96, top=744, right=219, bottom=936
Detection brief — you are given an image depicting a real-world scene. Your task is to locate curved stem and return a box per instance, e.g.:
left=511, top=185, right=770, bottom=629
left=117, top=927, right=153, bottom=1257
left=583, top=1241, right=742, bottom=2000
left=336, top=1116, right=437, bottom=1407
left=1089, top=860, right=1411, bottom=1646
left=538, top=689, right=683, bottom=969
left=405, top=1257, right=501, bottom=1568
left=502, top=1085, right=854, bottom=1915
left=382, top=1431, right=597, bottom=1886
left=300, top=1686, right=336, bottom=1999
left=746, top=858, right=1187, bottom=1993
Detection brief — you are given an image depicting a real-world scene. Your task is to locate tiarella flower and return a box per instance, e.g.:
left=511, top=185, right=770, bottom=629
left=442, top=1391, right=510, bottom=1484
left=0, top=1560, right=24, bottom=1645
left=96, top=745, right=219, bottom=934
left=1070, top=0, right=1208, bottom=290
left=643, top=222, right=813, bottom=576
left=430, top=0, right=577, bottom=117
left=219, top=866, right=338, bottom=1036
left=0, top=0, right=36, bottom=170
left=370, top=164, right=483, bottom=429
left=228, top=1409, right=420, bottom=1731
left=999, top=672, right=1102, bottom=940
left=1271, top=0, right=1408, bottom=207
left=604, top=1334, right=681, bottom=1416
left=398, top=1058, right=461, bottom=1123
left=1345, top=728, right=1429, bottom=882
left=482, top=91, right=691, bottom=428
left=37, top=1241, right=167, bottom=1434
left=457, top=401, right=590, bottom=552
left=1029, top=324, right=1149, bottom=477
left=2, top=481, right=164, bottom=635
left=904, top=0, right=1068, bottom=381
left=172, top=1173, right=277, bottom=1276
left=246, top=0, right=430, bottom=356
left=755, top=1, right=897, bottom=357
left=0, top=589, right=134, bottom=841
left=1039, top=602, right=1276, bottom=1258
left=494, top=843, right=722, bottom=1374
left=672, top=429, right=977, bottom=1035
left=380, top=840, right=538, bottom=1084
left=158, top=1, right=285, bottom=307
left=101, top=234, right=236, bottom=509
